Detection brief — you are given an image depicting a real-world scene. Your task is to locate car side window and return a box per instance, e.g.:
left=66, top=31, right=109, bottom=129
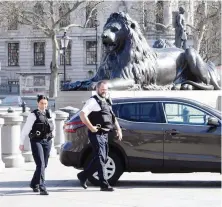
left=119, top=102, right=160, bottom=123
left=164, top=103, right=209, bottom=125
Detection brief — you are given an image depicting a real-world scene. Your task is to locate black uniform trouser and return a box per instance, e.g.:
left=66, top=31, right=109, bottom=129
left=30, top=138, right=52, bottom=190
left=79, top=131, right=110, bottom=188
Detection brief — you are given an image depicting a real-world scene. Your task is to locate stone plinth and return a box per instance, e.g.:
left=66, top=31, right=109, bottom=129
left=55, top=91, right=222, bottom=110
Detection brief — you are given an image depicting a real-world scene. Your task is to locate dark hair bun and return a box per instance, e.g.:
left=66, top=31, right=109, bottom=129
left=37, top=95, right=49, bottom=103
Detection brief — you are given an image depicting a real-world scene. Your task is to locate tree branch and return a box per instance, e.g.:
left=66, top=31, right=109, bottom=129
left=146, top=21, right=173, bottom=31
left=84, top=1, right=104, bottom=28
left=59, top=23, right=84, bottom=32
left=21, top=10, right=49, bottom=29
left=49, top=1, right=55, bottom=25
left=186, top=24, right=198, bottom=32
left=18, top=13, right=50, bottom=36
left=53, top=1, right=85, bottom=28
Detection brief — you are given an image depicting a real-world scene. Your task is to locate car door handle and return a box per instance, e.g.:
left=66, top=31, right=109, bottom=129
left=165, top=129, right=179, bottom=136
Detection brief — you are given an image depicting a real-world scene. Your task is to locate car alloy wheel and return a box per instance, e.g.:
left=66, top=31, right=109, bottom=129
left=85, top=151, right=124, bottom=186
left=92, top=156, right=116, bottom=180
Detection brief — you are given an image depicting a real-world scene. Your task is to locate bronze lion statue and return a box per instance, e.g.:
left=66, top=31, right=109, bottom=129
left=64, top=12, right=221, bottom=90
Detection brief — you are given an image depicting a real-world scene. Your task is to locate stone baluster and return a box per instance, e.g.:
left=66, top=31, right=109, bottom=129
left=0, top=118, right=5, bottom=172
left=49, top=112, right=58, bottom=158
left=20, top=111, right=33, bottom=162
left=1, top=109, right=24, bottom=167
left=54, top=111, right=69, bottom=154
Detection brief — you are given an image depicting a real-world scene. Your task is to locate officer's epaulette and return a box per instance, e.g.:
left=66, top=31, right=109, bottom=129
left=92, top=95, right=112, bottom=106
left=31, top=109, right=38, bottom=113
left=31, top=109, right=51, bottom=119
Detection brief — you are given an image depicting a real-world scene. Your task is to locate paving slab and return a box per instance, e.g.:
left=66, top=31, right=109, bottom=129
left=0, top=156, right=221, bottom=207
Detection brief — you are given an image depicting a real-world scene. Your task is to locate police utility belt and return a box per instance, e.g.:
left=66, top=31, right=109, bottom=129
left=29, top=130, right=52, bottom=140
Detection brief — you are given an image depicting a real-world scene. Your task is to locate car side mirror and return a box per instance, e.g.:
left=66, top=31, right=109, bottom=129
left=207, top=117, right=220, bottom=127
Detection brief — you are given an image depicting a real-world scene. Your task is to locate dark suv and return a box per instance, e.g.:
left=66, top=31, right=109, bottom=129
left=60, top=97, right=221, bottom=186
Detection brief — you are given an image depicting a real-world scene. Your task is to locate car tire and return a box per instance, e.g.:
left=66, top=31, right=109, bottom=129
left=84, top=151, right=124, bottom=186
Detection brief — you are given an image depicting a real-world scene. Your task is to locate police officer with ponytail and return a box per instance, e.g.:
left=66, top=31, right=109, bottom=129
left=19, top=95, right=55, bottom=195
left=77, top=80, right=122, bottom=192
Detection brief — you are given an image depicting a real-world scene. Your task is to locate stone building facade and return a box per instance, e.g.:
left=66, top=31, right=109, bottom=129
left=0, top=1, right=205, bottom=95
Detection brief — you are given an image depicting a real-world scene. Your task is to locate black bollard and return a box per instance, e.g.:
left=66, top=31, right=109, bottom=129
left=21, top=101, right=26, bottom=113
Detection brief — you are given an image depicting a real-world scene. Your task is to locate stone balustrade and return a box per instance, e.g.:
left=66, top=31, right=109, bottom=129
left=0, top=108, right=69, bottom=168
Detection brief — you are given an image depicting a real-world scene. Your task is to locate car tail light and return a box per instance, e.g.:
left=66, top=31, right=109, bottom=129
left=64, top=121, right=84, bottom=133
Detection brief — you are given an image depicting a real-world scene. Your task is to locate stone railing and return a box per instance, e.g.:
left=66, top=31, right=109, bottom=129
left=0, top=109, right=69, bottom=172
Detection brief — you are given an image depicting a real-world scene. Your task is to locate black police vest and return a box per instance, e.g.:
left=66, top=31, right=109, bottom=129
left=88, top=95, right=115, bottom=130
left=29, top=109, right=54, bottom=138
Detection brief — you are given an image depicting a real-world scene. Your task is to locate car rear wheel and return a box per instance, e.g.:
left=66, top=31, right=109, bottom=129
left=84, top=151, right=124, bottom=186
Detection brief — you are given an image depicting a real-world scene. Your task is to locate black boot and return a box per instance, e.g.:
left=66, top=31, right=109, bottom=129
left=40, top=189, right=49, bottom=195
left=30, top=184, right=39, bottom=192
left=77, top=172, right=87, bottom=189
left=100, top=186, right=114, bottom=192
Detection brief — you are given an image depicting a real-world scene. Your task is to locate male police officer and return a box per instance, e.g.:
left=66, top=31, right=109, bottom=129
left=77, top=80, right=122, bottom=192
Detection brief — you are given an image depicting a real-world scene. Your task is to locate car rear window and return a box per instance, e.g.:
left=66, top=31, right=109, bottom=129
left=68, top=110, right=81, bottom=122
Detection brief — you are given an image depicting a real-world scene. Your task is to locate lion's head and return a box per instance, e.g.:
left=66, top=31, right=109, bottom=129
left=102, top=12, right=137, bottom=54
left=98, top=12, right=158, bottom=85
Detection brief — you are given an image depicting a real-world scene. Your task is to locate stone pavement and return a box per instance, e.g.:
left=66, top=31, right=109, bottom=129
left=0, top=156, right=221, bottom=207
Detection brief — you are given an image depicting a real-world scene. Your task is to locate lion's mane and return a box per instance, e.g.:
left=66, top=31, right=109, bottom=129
left=94, top=12, right=158, bottom=86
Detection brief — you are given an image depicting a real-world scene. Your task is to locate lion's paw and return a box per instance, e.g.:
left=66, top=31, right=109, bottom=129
left=181, top=84, right=194, bottom=90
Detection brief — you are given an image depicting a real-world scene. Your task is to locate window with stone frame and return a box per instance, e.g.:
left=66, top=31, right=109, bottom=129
left=33, top=76, right=45, bottom=86
left=33, top=2, right=44, bottom=29
left=60, top=41, right=72, bottom=65
left=59, top=3, right=71, bottom=28
left=155, top=1, right=164, bottom=31
left=86, top=3, right=97, bottom=28
left=8, top=43, right=19, bottom=66
left=86, top=41, right=96, bottom=65
left=34, top=42, right=45, bottom=66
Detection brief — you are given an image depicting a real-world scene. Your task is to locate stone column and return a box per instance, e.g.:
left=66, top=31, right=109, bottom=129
left=163, top=1, right=173, bottom=27
left=188, top=0, right=194, bottom=27
left=20, top=111, right=33, bottom=162
left=1, top=110, right=24, bottom=168
left=54, top=110, right=69, bottom=154
left=0, top=118, right=5, bottom=172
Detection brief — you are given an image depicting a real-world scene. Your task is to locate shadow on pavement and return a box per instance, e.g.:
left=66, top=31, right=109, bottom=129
left=0, top=180, right=80, bottom=188
left=0, top=189, right=98, bottom=196
left=0, top=180, right=98, bottom=196
left=116, top=180, right=221, bottom=189
left=0, top=179, right=220, bottom=195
